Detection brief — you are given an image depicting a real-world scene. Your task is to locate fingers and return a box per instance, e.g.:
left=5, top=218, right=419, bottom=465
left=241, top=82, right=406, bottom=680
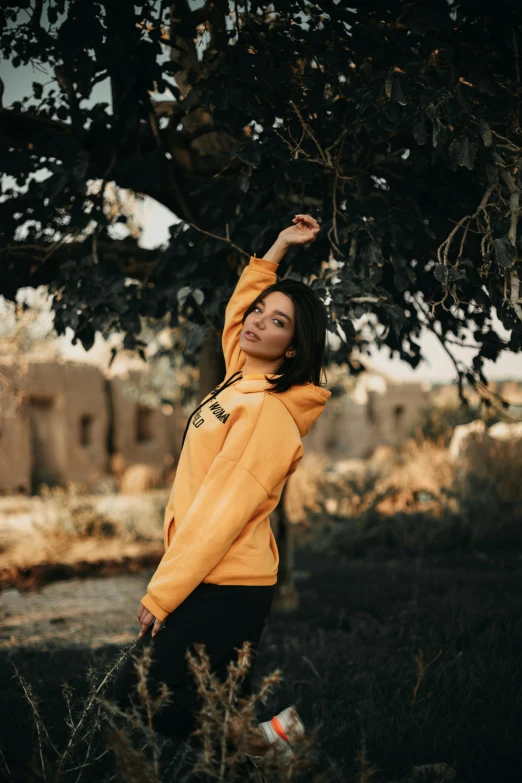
left=293, top=214, right=320, bottom=230
left=291, top=214, right=320, bottom=244
left=137, top=606, right=163, bottom=639
left=137, top=609, right=154, bottom=639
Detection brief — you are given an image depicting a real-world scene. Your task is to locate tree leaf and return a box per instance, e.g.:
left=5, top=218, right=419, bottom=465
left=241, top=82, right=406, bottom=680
left=413, top=115, right=426, bottom=145
left=485, top=159, right=499, bottom=184
left=492, top=237, right=516, bottom=269
left=238, top=166, right=252, bottom=193
left=177, top=286, right=191, bottom=305
left=192, top=288, right=205, bottom=305
left=478, top=119, right=492, bottom=147
left=392, top=77, right=407, bottom=105
left=433, top=264, right=448, bottom=284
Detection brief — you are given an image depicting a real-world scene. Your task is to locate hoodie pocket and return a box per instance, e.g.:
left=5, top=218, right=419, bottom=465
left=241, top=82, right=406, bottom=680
left=164, top=514, right=175, bottom=549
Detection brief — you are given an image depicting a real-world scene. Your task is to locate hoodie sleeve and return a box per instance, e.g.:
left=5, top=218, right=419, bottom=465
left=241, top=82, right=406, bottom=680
left=222, top=255, right=280, bottom=375
left=139, top=396, right=302, bottom=621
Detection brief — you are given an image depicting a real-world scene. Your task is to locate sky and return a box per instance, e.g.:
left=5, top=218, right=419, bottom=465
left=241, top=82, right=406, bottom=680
left=4, top=6, right=522, bottom=384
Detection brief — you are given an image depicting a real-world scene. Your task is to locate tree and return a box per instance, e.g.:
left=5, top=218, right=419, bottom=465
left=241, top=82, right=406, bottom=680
left=2, top=0, right=522, bottom=413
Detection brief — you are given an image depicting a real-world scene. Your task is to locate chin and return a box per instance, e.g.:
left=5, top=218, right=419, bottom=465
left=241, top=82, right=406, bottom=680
left=240, top=341, right=258, bottom=357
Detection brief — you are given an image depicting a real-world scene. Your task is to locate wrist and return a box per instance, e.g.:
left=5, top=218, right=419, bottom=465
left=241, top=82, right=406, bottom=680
left=275, top=233, right=290, bottom=248
left=261, top=235, right=289, bottom=265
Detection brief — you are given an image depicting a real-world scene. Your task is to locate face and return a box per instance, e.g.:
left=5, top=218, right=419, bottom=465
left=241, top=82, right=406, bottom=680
left=240, top=291, right=296, bottom=365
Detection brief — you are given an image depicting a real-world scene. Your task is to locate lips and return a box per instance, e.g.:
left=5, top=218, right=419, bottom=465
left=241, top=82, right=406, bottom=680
left=245, top=329, right=261, bottom=341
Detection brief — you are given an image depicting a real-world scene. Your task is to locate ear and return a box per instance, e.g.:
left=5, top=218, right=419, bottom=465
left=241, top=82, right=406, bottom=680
left=285, top=346, right=296, bottom=358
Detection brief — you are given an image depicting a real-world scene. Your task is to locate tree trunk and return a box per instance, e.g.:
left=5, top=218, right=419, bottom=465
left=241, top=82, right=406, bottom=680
left=198, top=330, right=226, bottom=400
left=271, top=482, right=299, bottom=611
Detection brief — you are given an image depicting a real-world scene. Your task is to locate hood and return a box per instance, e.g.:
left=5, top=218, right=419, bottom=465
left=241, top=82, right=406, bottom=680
left=234, top=373, right=331, bottom=436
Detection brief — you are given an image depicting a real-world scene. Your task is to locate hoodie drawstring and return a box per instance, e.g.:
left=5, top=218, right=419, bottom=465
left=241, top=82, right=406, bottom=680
left=180, top=370, right=243, bottom=452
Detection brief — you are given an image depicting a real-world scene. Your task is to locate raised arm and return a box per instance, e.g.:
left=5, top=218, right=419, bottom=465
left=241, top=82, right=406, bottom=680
left=222, top=254, right=280, bottom=375
left=221, top=216, right=320, bottom=375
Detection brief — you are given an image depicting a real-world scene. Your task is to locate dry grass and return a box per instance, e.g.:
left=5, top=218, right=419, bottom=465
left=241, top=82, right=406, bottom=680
left=286, top=438, right=456, bottom=528
left=0, top=484, right=168, bottom=580
left=286, top=431, right=522, bottom=557
left=4, top=630, right=461, bottom=782
left=457, top=434, right=522, bottom=503
left=8, top=647, right=124, bottom=782
left=4, top=635, right=320, bottom=782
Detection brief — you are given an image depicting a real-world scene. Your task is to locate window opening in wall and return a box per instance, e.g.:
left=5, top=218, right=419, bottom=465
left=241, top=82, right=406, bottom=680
left=367, top=389, right=379, bottom=425
left=80, top=414, right=93, bottom=446
left=393, top=404, right=405, bottom=429
left=136, top=405, right=154, bottom=443
left=28, top=395, right=59, bottom=490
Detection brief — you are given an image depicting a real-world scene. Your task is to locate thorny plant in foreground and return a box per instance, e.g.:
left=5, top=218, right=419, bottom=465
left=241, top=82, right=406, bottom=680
left=104, top=638, right=317, bottom=782
left=4, top=636, right=315, bottom=782
left=185, top=639, right=317, bottom=782
left=7, top=646, right=129, bottom=782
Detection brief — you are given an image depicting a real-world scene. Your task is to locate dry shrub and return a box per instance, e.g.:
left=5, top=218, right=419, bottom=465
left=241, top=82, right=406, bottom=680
left=290, top=438, right=470, bottom=556
left=33, top=485, right=125, bottom=557
left=284, top=452, right=329, bottom=524
left=288, top=439, right=456, bottom=536
left=6, top=636, right=316, bottom=782
left=371, top=438, right=455, bottom=516
left=103, top=640, right=315, bottom=782
left=295, top=429, right=522, bottom=556
left=413, top=398, right=495, bottom=448
left=34, top=483, right=167, bottom=545
left=458, top=434, right=522, bottom=503
left=7, top=649, right=126, bottom=783
left=104, top=645, right=176, bottom=783
left=120, top=464, right=163, bottom=494
left=185, top=641, right=315, bottom=782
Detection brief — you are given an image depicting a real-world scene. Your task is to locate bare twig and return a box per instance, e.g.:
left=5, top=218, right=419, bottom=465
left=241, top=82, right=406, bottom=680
left=185, top=220, right=250, bottom=258
left=11, top=663, right=60, bottom=780
left=437, top=186, right=494, bottom=266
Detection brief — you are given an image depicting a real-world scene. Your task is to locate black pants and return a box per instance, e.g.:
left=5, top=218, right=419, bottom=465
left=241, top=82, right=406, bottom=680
left=110, top=582, right=276, bottom=741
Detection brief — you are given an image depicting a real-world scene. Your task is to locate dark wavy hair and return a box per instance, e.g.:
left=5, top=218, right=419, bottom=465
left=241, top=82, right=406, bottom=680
left=241, top=279, right=328, bottom=394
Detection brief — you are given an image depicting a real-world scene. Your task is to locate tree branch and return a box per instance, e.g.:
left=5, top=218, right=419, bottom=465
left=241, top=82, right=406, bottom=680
left=494, top=152, right=522, bottom=320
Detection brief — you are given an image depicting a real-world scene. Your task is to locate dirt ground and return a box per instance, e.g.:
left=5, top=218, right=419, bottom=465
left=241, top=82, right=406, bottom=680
left=1, top=572, right=155, bottom=649
left=0, top=565, right=314, bottom=650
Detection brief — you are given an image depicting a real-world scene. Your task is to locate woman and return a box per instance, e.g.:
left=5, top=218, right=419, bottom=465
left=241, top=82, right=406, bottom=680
left=111, top=213, right=331, bottom=770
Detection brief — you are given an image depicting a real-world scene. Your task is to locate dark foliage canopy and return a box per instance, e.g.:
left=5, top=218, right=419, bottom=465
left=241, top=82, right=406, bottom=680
left=2, top=0, right=522, bottom=410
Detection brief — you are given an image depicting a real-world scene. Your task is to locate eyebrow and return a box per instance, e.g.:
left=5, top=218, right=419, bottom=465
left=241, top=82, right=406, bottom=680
left=257, top=298, right=292, bottom=324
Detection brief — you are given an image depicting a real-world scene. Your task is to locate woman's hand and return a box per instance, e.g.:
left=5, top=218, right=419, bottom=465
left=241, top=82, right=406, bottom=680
left=279, top=214, right=320, bottom=247
left=137, top=602, right=162, bottom=639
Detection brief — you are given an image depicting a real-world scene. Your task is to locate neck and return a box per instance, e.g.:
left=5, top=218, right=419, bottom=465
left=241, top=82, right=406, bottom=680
left=241, top=356, right=283, bottom=376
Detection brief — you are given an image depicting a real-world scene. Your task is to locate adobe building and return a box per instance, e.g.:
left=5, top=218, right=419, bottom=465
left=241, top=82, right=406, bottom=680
left=0, top=357, right=109, bottom=492
left=0, top=357, right=436, bottom=493
left=0, top=357, right=186, bottom=494
left=109, top=368, right=175, bottom=468
left=0, top=381, right=32, bottom=494
left=304, top=372, right=432, bottom=459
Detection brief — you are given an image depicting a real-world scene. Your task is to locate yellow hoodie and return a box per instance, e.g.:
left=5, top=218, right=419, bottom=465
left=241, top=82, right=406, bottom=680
left=140, top=255, right=331, bottom=621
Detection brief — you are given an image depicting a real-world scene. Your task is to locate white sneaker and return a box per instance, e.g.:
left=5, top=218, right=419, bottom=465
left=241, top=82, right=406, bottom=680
left=247, top=705, right=305, bottom=771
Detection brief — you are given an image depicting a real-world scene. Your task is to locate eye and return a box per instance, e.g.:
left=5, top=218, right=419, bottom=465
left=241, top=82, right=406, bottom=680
left=253, top=305, right=284, bottom=327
